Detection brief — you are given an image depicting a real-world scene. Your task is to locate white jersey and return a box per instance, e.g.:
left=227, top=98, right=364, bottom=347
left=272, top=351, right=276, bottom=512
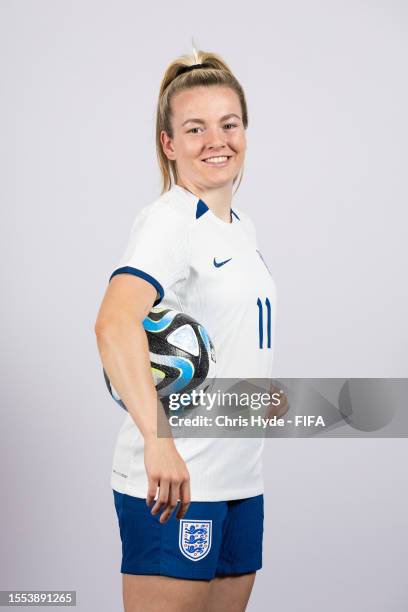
left=109, top=184, right=277, bottom=501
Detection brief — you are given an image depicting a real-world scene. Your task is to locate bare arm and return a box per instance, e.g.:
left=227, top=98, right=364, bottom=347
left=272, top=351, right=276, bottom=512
left=94, top=274, right=191, bottom=522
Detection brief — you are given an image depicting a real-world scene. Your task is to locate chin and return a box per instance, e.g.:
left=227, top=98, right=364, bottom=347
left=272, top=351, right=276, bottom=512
left=200, top=166, right=238, bottom=181
left=204, top=175, right=235, bottom=188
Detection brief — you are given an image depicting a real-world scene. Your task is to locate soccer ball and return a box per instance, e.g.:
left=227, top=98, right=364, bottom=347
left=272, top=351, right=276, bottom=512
left=103, top=307, right=216, bottom=411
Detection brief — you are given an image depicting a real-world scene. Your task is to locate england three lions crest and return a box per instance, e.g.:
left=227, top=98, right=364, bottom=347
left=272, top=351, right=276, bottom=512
left=179, top=520, right=212, bottom=561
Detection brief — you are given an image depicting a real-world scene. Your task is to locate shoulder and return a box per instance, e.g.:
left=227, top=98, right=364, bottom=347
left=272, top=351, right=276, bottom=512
left=233, top=207, right=257, bottom=243
left=129, top=190, right=196, bottom=234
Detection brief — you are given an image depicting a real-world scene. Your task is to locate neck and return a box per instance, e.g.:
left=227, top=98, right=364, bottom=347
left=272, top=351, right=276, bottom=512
left=177, top=179, right=233, bottom=224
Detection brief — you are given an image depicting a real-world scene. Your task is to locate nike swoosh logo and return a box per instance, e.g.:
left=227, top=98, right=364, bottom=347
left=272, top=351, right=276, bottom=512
left=213, top=257, right=232, bottom=268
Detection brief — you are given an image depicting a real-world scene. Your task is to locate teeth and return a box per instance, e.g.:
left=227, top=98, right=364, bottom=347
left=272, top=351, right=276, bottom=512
left=203, top=156, right=229, bottom=163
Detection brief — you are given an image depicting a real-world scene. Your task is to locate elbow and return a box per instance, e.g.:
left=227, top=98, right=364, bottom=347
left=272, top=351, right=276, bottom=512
left=94, top=318, right=114, bottom=338
left=94, top=315, right=141, bottom=338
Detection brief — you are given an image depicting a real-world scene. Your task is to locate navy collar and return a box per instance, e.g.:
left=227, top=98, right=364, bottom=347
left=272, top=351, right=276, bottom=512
left=170, top=184, right=240, bottom=223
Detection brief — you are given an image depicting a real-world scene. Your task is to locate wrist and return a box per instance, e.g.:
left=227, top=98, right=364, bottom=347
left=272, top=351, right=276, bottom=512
left=144, top=432, right=175, bottom=446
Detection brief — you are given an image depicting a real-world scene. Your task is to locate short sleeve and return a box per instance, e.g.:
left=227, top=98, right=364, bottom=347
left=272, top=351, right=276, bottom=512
left=247, top=217, right=258, bottom=246
left=238, top=210, right=257, bottom=247
left=109, top=206, right=190, bottom=306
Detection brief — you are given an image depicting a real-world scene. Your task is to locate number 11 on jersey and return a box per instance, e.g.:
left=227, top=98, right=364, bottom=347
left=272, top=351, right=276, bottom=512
left=257, top=297, right=271, bottom=349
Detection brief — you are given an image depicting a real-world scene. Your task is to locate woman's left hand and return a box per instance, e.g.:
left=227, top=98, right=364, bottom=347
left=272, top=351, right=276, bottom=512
left=266, top=382, right=289, bottom=419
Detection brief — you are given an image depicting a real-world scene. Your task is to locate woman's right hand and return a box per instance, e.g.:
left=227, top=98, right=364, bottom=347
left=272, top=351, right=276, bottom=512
left=144, top=437, right=191, bottom=524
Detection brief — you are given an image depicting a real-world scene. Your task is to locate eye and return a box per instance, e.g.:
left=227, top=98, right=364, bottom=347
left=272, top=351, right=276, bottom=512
left=224, top=123, right=238, bottom=129
left=187, top=127, right=203, bottom=134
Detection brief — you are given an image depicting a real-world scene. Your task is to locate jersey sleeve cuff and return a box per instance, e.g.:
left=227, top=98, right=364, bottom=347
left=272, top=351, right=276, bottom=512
left=109, top=266, right=164, bottom=306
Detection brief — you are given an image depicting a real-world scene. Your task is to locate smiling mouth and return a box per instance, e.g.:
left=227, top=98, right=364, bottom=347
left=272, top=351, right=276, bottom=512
left=202, top=155, right=232, bottom=165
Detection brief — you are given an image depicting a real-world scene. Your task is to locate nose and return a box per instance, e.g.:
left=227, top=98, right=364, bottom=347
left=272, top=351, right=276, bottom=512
left=204, top=125, right=228, bottom=152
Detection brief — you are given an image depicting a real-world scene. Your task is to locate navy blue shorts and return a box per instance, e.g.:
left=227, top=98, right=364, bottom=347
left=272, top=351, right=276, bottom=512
left=113, top=490, right=264, bottom=581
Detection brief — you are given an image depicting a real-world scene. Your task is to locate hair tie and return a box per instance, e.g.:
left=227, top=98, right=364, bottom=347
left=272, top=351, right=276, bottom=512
left=177, top=62, right=212, bottom=76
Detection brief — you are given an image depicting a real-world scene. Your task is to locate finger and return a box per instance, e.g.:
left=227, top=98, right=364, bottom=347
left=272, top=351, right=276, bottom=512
left=146, top=477, right=159, bottom=507
left=151, top=480, right=169, bottom=515
left=279, top=396, right=289, bottom=416
left=176, top=480, right=191, bottom=520
left=159, top=481, right=182, bottom=524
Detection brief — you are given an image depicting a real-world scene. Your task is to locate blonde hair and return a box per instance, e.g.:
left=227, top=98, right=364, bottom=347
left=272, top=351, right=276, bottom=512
left=156, top=47, right=248, bottom=195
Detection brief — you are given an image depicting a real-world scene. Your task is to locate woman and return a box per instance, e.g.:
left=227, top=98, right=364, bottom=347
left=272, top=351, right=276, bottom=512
left=95, top=46, right=277, bottom=612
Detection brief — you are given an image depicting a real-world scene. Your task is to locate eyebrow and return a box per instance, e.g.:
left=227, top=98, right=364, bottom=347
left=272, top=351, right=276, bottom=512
left=181, top=113, right=242, bottom=127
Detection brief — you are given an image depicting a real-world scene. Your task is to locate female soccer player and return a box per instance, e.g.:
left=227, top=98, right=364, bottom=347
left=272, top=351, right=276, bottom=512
left=95, top=46, right=277, bottom=612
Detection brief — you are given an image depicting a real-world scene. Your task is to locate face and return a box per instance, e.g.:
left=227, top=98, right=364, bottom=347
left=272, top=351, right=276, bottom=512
left=161, top=85, right=246, bottom=191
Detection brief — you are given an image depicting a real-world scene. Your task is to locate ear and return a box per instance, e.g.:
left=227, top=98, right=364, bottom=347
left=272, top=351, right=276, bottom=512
left=160, top=130, right=177, bottom=161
